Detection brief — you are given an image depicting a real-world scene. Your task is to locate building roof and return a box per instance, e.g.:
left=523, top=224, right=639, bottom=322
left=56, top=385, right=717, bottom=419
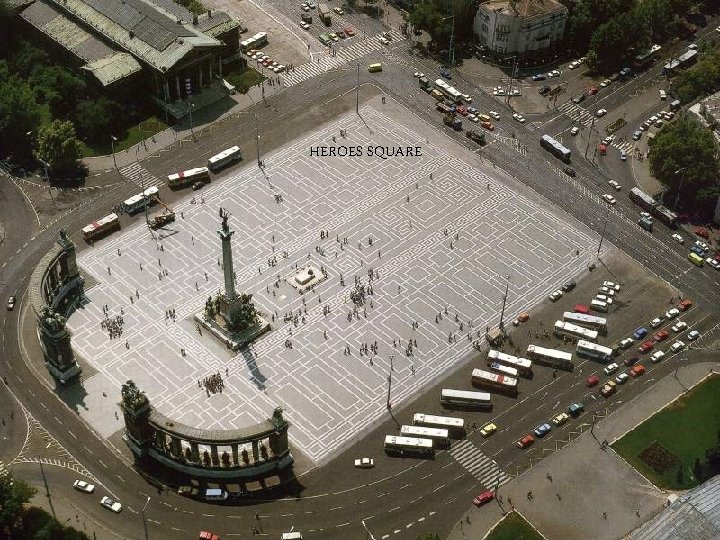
left=628, top=475, right=720, bottom=540
left=480, top=0, right=567, bottom=18
left=42, top=0, right=221, bottom=73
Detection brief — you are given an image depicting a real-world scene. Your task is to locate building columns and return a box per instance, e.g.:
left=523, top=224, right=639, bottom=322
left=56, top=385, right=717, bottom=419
left=251, top=440, right=259, bottom=462
left=175, top=75, right=181, bottom=102
left=210, top=445, right=220, bottom=466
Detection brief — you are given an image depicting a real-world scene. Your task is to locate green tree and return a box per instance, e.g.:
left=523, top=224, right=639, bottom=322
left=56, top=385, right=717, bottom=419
left=0, top=465, right=36, bottom=536
left=11, top=40, right=50, bottom=78
left=35, top=119, right=83, bottom=177
left=0, top=62, right=42, bottom=162
left=648, top=116, right=718, bottom=210
left=409, top=0, right=451, bottom=45
left=74, top=97, right=118, bottom=142
left=30, top=65, right=86, bottom=119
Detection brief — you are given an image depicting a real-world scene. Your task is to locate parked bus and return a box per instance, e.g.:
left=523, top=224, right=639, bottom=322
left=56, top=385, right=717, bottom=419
left=208, top=146, right=242, bottom=171
left=412, top=413, right=465, bottom=436
left=240, top=37, right=257, bottom=52
left=367, top=63, right=382, bottom=73
left=123, top=186, right=159, bottom=214
left=487, top=349, right=533, bottom=378
left=563, top=312, right=608, bottom=335
left=540, top=134, right=571, bottom=162
left=526, top=344, right=573, bottom=370
left=433, top=79, right=463, bottom=103
left=440, top=389, right=492, bottom=410
left=576, top=340, right=614, bottom=363
left=487, top=361, right=519, bottom=379
left=553, top=320, right=599, bottom=342
left=400, top=425, right=450, bottom=448
left=251, top=32, right=268, bottom=47
left=384, top=435, right=434, bottom=457
left=167, top=167, right=210, bottom=190
left=653, top=204, right=678, bottom=228
left=471, top=369, right=518, bottom=396
left=82, top=213, right=120, bottom=242
left=634, top=44, right=661, bottom=69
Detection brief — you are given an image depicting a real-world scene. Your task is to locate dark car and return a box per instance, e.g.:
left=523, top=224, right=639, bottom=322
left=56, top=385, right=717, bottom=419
left=538, top=85, right=551, bottom=95
left=624, top=356, right=640, bottom=367
left=532, top=74, right=546, bottom=81
left=562, top=167, right=576, bottom=177
left=572, top=94, right=586, bottom=104
left=561, top=280, right=576, bottom=292
left=440, top=68, right=452, bottom=79
left=192, top=181, right=204, bottom=190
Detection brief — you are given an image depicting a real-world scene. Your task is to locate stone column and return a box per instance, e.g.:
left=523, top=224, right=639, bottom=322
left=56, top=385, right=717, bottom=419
left=163, top=79, right=170, bottom=103
left=210, top=445, right=219, bottom=466
left=175, top=75, right=181, bottom=102
left=217, top=214, right=237, bottom=301
left=191, top=442, right=200, bottom=462
left=232, top=443, right=239, bottom=466
left=170, top=436, right=182, bottom=458
left=252, top=439, right=259, bottom=462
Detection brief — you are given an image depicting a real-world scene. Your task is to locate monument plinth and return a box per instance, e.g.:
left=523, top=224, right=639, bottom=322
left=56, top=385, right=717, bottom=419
left=286, top=263, right=327, bottom=293
left=194, top=208, right=270, bottom=350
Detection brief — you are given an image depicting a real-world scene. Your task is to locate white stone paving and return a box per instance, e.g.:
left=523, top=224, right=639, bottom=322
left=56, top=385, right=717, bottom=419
left=68, top=105, right=599, bottom=464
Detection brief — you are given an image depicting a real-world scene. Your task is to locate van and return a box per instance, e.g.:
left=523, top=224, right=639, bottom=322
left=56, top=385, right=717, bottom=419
left=590, top=299, right=608, bottom=313
left=688, top=252, right=704, bottom=267
left=222, top=79, right=236, bottom=95
left=281, top=533, right=303, bottom=540
left=478, top=114, right=491, bottom=123
left=204, top=488, right=228, bottom=501
left=669, top=99, right=681, bottom=111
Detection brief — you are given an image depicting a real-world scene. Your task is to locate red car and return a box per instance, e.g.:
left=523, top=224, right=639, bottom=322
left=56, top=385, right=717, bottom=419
left=456, top=105, right=468, bottom=116
left=630, top=364, right=646, bottom=377
left=344, top=26, right=356, bottom=36
left=639, top=340, right=654, bottom=353
left=587, top=374, right=600, bottom=387
left=473, top=490, right=495, bottom=506
left=678, top=299, right=693, bottom=311
left=653, top=329, right=669, bottom=342
left=586, top=86, right=598, bottom=95
left=517, top=434, right=535, bottom=448
left=574, top=304, right=590, bottom=315
left=199, top=532, right=220, bottom=540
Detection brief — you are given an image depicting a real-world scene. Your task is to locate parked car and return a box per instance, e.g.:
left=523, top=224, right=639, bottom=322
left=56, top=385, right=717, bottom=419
left=633, top=327, right=648, bottom=339
left=687, top=330, right=700, bottom=341
left=600, top=380, right=617, bottom=397
left=665, top=308, right=680, bottom=319
left=596, top=108, right=608, bottom=117
left=333, top=6, right=344, bottom=13
left=572, top=94, right=586, bottom=104
left=603, top=363, right=619, bottom=376
left=538, top=85, right=551, bottom=95
left=586, top=86, right=598, bottom=95
left=552, top=412, right=570, bottom=426
left=671, top=321, right=687, bottom=332
left=570, top=126, right=580, bottom=136
left=489, top=111, right=501, bottom=120
left=533, top=423, right=552, bottom=437
left=671, top=233, right=684, bottom=244
left=603, top=281, right=620, bottom=291
left=512, top=113, right=526, bottom=123
left=624, top=356, right=640, bottom=367
left=639, top=340, right=655, bottom=353
left=630, top=364, right=646, bottom=377
left=619, top=338, right=634, bottom=349
left=561, top=280, right=576, bottom=292
left=568, top=402, right=584, bottom=416
left=586, top=374, right=600, bottom=387
left=670, top=341, right=685, bottom=353
left=653, top=329, right=670, bottom=342
left=517, top=434, right=535, bottom=448
left=615, top=372, right=629, bottom=385
left=608, top=180, right=621, bottom=191
left=650, top=350, right=665, bottom=363
left=602, top=194, right=616, bottom=205
left=473, top=490, right=495, bottom=506
left=548, top=70, right=561, bottom=78
left=649, top=317, right=662, bottom=329
left=354, top=457, right=374, bottom=468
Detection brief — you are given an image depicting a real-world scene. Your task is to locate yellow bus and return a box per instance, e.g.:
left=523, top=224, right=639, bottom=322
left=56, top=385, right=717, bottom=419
left=688, top=252, right=704, bottom=267
left=368, top=63, right=382, bottom=73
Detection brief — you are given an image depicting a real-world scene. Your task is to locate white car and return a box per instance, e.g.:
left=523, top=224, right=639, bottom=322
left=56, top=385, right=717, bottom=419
left=706, top=257, right=720, bottom=270
left=689, top=43, right=698, bottom=50
left=602, top=194, right=616, bottom=205
left=493, top=87, right=506, bottom=96
left=468, top=114, right=479, bottom=123
left=73, top=480, right=95, bottom=494
left=671, top=233, right=684, bottom=244
left=665, top=308, right=680, bottom=319
left=598, top=287, right=615, bottom=296
left=650, top=350, right=665, bottom=363
left=509, top=88, right=522, bottom=96
left=671, top=321, right=687, bottom=332
left=549, top=290, right=563, bottom=302
left=568, top=60, right=579, bottom=69
left=603, top=281, right=620, bottom=291
left=608, top=180, right=621, bottom=191
left=595, top=295, right=613, bottom=305
left=603, top=363, right=619, bottom=375
left=615, top=372, right=629, bottom=385
left=354, top=457, right=375, bottom=468
left=413, top=71, right=425, bottom=78
left=379, top=36, right=390, bottom=45
left=620, top=338, right=634, bottom=349
left=695, top=240, right=710, bottom=253
left=670, top=341, right=685, bottom=353
left=512, top=113, right=526, bottom=123
left=596, top=108, right=608, bottom=117
left=100, top=496, right=122, bottom=513
left=301, top=3, right=311, bottom=10
left=687, top=330, right=700, bottom=341
left=650, top=317, right=663, bottom=329
left=548, top=70, right=561, bottom=78
left=273, top=65, right=286, bottom=73
left=639, top=212, right=652, bottom=221
left=489, top=111, right=501, bottom=120
left=570, top=126, right=579, bottom=136
left=600, top=79, right=612, bottom=87
left=333, top=6, right=344, bottom=14
left=300, top=21, right=310, bottom=29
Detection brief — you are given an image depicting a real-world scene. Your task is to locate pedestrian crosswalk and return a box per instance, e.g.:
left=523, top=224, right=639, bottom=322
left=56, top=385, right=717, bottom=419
left=449, top=439, right=511, bottom=487
left=119, top=162, right=163, bottom=188
left=283, top=29, right=406, bottom=87
left=557, top=101, right=595, bottom=127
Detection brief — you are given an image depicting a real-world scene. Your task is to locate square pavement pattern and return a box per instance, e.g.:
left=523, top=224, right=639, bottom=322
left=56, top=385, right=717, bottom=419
left=69, top=106, right=598, bottom=464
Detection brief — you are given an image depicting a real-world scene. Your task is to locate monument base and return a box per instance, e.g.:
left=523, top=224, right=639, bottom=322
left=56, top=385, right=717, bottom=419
left=194, top=312, right=271, bottom=351
left=286, top=263, right=327, bottom=293
left=45, top=361, right=82, bottom=384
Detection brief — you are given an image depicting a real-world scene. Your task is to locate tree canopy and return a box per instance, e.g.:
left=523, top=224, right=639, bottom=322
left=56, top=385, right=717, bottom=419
left=35, top=120, right=83, bottom=176
left=0, top=61, right=42, bottom=162
left=648, top=115, right=719, bottom=212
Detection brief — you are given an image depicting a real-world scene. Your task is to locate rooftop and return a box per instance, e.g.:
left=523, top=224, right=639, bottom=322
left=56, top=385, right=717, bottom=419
left=480, top=0, right=567, bottom=18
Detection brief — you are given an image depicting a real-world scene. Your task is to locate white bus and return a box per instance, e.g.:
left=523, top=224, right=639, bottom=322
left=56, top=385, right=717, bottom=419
left=82, top=213, right=120, bottom=241
left=400, top=425, right=450, bottom=448
left=123, top=186, right=159, bottom=214
left=440, top=389, right=492, bottom=410
left=554, top=320, right=599, bottom=342
left=167, top=167, right=210, bottom=190
left=471, top=368, right=518, bottom=396
left=576, top=340, right=614, bottom=363
left=487, top=349, right=533, bottom=378
left=433, top=79, right=464, bottom=103
left=412, top=413, right=464, bottom=436
left=384, top=435, right=434, bottom=457
left=487, top=361, right=519, bottom=379
left=208, top=146, right=242, bottom=171
left=563, top=312, right=608, bottom=334
left=251, top=32, right=268, bottom=47
left=526, top=344, right=573, bottom=369
left=240, top=37, right=257, bottom=52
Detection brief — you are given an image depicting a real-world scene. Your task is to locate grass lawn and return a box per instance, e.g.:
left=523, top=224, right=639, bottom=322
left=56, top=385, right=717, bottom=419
left=80, top=117, right=168, bottom=157
left=485, top=512, right=544, bottom=540
left=225, top=66, right=266, bottom=94
left=612, top=374, right=720, bottom=489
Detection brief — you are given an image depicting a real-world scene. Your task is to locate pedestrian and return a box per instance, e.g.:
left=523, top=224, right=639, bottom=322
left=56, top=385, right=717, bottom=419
left=602, top=512, right=607, bottom=519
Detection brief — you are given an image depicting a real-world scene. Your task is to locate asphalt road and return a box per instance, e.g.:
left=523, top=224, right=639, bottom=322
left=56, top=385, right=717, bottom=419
left=1, top=23, right=719, bottom=540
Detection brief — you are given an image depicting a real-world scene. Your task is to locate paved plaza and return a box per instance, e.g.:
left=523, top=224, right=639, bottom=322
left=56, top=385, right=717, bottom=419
left=68, top=104, right=600, bottom=464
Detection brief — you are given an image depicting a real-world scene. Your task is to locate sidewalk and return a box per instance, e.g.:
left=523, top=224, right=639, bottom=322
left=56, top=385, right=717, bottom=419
left=83, top=82, right=283, bottom=173
left=447, top=358, right=719, bottom=540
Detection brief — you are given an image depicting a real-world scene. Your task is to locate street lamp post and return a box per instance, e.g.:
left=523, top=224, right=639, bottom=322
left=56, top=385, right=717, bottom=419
left=188, top=101, right=195, bottom=140
left=596, top=207, right=610, bottom=258
left=110, top=135, right=118, bottom=170
left=356, top=62, right=360, bottom=115
left=673, top=166, right=690, bottom=211
left=141, top=496, right=151, bottom=540
left=255, top=113, right=261, bottom=169
left=441, top=16, right=456, bottom=67
left=386, top=354, right=394, bottom=409
left=38, top=158, right=57, bottom=209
